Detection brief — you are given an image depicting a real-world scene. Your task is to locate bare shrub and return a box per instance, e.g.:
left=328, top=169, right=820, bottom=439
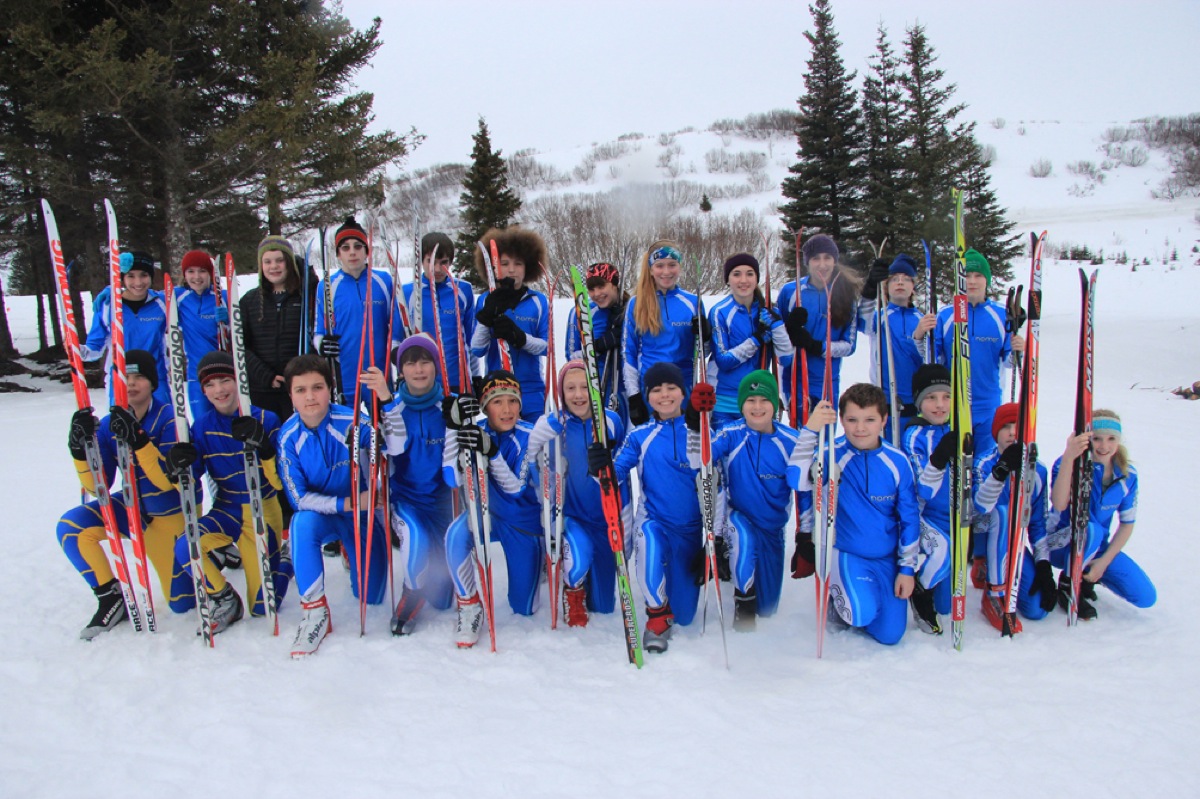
left=658, top=132, right=675, bottom=147
left=747, top=171, right=773, bottom=192
left=1029, top=158, right=1053, bottom=178
left=573, top=154, right=597, bottom=184
left=990, top=117, right=1006, bottom=130
left=617, top=132, right=644, bottom=141
left=1122, top=145, right=1149, bottom=167
left=977, top=144, right=997, bottom=167
left=591, top=141, right=630, bottom=161
left=1102, top=125, right=1133, bottom=144
left=508, top=152, right=571, bottom=190
left=704, top=149, right=768, bottom=174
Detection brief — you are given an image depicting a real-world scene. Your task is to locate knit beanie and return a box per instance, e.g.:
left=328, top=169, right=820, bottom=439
left=991, top=402, right=1020, bottom=441
left=801, top=234, right=838, bottom=265
left=557, top=359, right=587, bottom=408
left=722, top=253, right=760, bottom=283
left=119, top=251, right=156, bottom=278
left=180, top=250, right=215, bottom=278
left=479, top=369, right=522, bottom=410
left=642, top=362, right=685, bottom=395
left=737, top=369, right=780, bottom=414
left=889, top=253, right=917, bottom=279
left=421, top=232, right=454, bottom=262
left=258, top=236, right=297, bottom=271
left=394, top=333, right=438, bottom=367
left=125, top=349, right=160, bottom=390
left=963, top=249, right=992, bottom=285
left=335, top=216, right=369, bottom=252
left=912, top=364, right=951, bottom=411
left=197, top=350, right=236, bottom=386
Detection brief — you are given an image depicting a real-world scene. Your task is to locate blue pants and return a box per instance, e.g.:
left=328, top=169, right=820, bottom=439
left=829, top=549, right=908, bottom=645
left=446, top=513, right=543, bottom=616
left=291, top=509, right=388, bottom=604
left=636, top=518, right=703, bottom=626
left=563, top=517, right=619, bottom=614
left=1018, top=523, right=1157, bottom=618
left=728, top=510, right=785, bottom=616
left=391, top=499, right=455, bottom=611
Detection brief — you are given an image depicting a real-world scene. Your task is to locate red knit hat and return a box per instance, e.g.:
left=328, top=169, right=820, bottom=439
left=180, top=250, right=214, bottom=278
left=992, top=403, right=1020, bottom=441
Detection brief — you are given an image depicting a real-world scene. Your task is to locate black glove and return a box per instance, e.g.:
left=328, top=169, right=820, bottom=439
left=164, top=442, right=199, bottom=483
left=628, top=393, right=649, bottom=426
left=691, top=313, right=712, bottom=343
left=442, top=394, right=480, bottom=430
left=318, top=335, right=340, bottom=358
left=794, top=327, right=824, bottom=358
left=784, top=307, right=808, bottom=347
left=232, top=415, right=275, bottom=460
left=1031, top=560, right=1058, bottom=613
left=791, top=531, right=815, bottom=579
left=861, top=258, right=891, bottom=300
left=471, top=376, right=485, bottom=399
left=109, top=406, right=149, bottom=450
left=68, top=408, right=97, bottom=459
left=586, top=441, right=614, bottom=477
left=457, top=426, right=497, bottom=458
left=691, top=539, right=732, bottom=585
left=594, top=309, right=624, bottom=355
left=991, top=443, right=1024, bottom=481
left=476, top=290, right=505, bottom=327
left=493, top=316, right=527, bottom=349
left=929, top=430, right=958, bottom=471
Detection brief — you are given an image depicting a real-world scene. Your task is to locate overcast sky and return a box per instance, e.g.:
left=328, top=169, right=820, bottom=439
left=339, top=0, right=1200, bottom=170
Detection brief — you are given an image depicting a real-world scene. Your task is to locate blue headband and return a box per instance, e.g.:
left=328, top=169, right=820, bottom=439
left=1093, top=418, right=1122, bottom=434
left=649, top=245, right=682, bottom=264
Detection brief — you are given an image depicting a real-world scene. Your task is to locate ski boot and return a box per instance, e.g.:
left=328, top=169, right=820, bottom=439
left=455, top=595, right=484, bottom=649
left=643, top=603, right=675, bottom=653
left=910, top=581, right=942, bottom=635
left=562, top=585, right=588, bottom=628
left=80, top=579, right=128, bottom=641
left=290, top=596, right=332, bottom=658
left=733, top=587, right=757, bottom=632
left=208, top=584, right=244, bottom=635
left=390, top=586, right=426, bottom=637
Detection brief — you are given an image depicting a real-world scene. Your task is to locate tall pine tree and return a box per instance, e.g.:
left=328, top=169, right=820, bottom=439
left=778, top=0, right=863, bottom=269
left=859, top=23, right=906, bottom=253
left=456, top=117, right=521, bottom=285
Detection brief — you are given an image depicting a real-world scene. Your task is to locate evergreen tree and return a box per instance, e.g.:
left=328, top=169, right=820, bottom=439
left=455, top=117, right=521, bottom=285
left=859, top=23, right=906, bottom=253
left=778, top=0, right=863, bottom=269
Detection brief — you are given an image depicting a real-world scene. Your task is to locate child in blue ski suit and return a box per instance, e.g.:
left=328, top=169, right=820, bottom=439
left=934, top=248, right=1025, bottom=455
left=172, top=250, right=227, bottom=418
left=860, top=254, right=934, bottom=427
left=789, top=383, right=920, bottom=646
left=313, top=216, right=400, bottom=408
left=565, top=262, right=628, bottom=424
left=708, top=253, right=792, bottom=429
left=470, top=227, right=550, bottom=421
left=972, top=403, right=1055, bottom=631
left=777, top=234, right=861, bottom=413
left=524, top=360, right=628, bottom=627
left=622, top=241, right=703, bottom=426
left=278, top=355, right=389, bottom=657
left=596, top=361, right=700, bottom=654
left=57, top=349, right=194, bottom=640
left=442, top=370, right=545, bottom=648
left=901, top=364, right=957, bottom=635
left=688, top=369, right=800, bottom=630
left=402, top=233, right=477, bottom=394
left=1044, top=409, right=1155, bottom=619
left=362, top=334, right=457, bottom=636
left=82, top=251, right=170, bottom=407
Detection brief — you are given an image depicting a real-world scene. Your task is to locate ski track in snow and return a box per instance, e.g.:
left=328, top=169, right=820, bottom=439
left=2, top=262, right=1197, bottom=797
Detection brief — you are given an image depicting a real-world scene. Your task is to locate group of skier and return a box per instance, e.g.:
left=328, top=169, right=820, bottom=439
left=52, top=208, right=1156, bottom=661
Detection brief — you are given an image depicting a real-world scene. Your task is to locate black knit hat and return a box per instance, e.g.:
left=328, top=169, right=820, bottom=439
left=125, top=349, right=159, bottom=390
left=911, top=364, right=951, bottom=410
left=642, top=362, right=685, bottom=394
left=197, top=350, right=236, bottom=386
left=722, top=252, right=760, bottom=283
left=335, top=216, right=369, bottom=252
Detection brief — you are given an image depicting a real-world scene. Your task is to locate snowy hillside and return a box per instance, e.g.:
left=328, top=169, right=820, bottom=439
left=2, top=119, right=1199, bottom=797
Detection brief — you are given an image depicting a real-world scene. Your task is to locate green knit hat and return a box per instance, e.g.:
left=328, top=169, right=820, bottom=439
left=963, top=248, right=992, bottom=285
left=258, top=235, right=298, bottom=274
left=738, top=369, right=779, bottom=414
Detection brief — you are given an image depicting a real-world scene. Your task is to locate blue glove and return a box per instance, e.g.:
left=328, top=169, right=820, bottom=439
left=215, top=304, right=229, bottom=325
left=92, top=286, right=111, bottom=313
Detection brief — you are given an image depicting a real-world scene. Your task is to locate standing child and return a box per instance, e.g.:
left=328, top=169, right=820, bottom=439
left=172, top=250, right=227, bottom=419
left=404, top=232, right=477, bottom=394
left=277, top=355, right=389, bottom=657
left=708, top=254, right=792, bottom=429
left=621, top=241, right=704, bottom=426
left=1046, top=409, right=1155, bottom=619
left=442, top=371, right=544, bottom=647
left=566, top=262, right=628, bottom=422
left=788, top=383, right=919, bottom=646
left=524, top=360, right=628, bottom=626
left=777, top=234, right=861, bottom=412
left=688, top=370, right=800, bottom=631
left=861, top=254, right=934, bottom=426
left=592, top=362, right=700, bottom=653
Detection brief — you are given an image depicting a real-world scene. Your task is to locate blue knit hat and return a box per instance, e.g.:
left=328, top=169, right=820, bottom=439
left=801, top=234, right=838, bottom=265
left=643, top=362, right=685, bottom=394
left=889, top=253, right=917, bottom=279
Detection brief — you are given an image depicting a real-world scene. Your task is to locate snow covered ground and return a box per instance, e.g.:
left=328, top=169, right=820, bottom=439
left=3, top=128, right=1200, bottom=797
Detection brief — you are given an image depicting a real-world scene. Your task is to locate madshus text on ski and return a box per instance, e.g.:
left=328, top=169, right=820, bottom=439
left=44, top=197, right=1155, bottom=663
